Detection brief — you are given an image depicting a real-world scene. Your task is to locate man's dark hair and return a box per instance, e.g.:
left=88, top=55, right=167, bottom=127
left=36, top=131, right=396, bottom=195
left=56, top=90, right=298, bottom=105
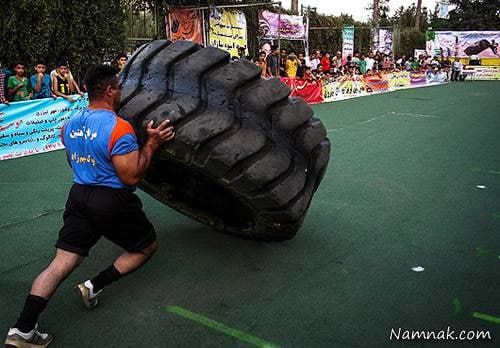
left=14, top=61, right=24, bottom=68
left=56, top=59, right=68, bottom=68
left=115, top=53, right=127, bottom=60
left=36, top=59, right=47, bottom=66
left=84, top=65, right=118, bottom=100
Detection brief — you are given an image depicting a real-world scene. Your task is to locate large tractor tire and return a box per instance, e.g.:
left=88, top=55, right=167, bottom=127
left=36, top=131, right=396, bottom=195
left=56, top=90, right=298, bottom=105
left=118, top=40, right=330, bottom=241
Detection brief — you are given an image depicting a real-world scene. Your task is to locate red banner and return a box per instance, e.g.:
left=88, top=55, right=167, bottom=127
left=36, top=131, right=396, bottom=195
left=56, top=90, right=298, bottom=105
left=363, top=74, right=389, bottom=92
left=167, top=9, right=203, bottom=44
left=280, top=78, right=324, bottom=104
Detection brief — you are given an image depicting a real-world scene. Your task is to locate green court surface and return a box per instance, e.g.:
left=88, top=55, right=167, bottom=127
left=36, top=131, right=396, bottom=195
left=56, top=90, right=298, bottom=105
left=1, top=81, right=499, bottom=347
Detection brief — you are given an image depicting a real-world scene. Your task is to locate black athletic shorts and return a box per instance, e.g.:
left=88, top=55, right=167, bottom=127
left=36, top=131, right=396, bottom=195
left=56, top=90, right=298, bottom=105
left=56, top=184, right=156, bottom=257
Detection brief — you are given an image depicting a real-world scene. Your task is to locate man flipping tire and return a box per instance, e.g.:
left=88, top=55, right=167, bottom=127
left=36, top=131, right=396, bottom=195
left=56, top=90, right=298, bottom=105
left=4, top=65, right=174, bottom=348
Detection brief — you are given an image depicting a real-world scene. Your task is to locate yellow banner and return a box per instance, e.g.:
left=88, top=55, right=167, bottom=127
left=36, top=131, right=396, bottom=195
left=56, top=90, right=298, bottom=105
left=209, top=8, right=247, bottom=57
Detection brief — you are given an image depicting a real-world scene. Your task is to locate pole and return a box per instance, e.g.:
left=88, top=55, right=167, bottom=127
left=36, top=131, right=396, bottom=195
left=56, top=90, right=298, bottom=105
left=277, top=5, right=281, bottom=77
left=166, top=1, right=280, bottom=12
left=305, top=6, right=310, bottom=58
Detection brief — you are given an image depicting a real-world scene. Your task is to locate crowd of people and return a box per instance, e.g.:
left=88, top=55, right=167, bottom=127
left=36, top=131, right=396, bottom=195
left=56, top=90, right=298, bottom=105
left=248, top=45, right=465, bottom=83
left=0, top=54, right=128, bottom=105
left=1, top=47, right=467, bottom=105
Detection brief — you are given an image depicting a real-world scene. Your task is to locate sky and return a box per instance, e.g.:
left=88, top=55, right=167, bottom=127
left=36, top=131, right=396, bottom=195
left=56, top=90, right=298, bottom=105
left=280, top=0, right=440, bottom=21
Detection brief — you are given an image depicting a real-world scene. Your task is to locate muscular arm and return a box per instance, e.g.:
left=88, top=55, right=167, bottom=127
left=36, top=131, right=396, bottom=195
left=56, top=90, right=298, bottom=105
left=111, top=120, right=174, bottom=186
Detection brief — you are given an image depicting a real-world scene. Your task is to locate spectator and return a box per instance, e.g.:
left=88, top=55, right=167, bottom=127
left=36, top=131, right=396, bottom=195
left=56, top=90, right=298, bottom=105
left=52, top=59, right=84, bottom=102
left=352, top=51, right=360, bottom=65
left=358, top=53, right=367, bottom=75
left=285, top=53, right=300, bottom=78
left=344, top=55, right=352, bottom=67
left=111, top=53, right=128, bottom=72
left=266, top=45, right=279, bottom=77
left=30, top=59, right=54, bottom=100
left=405, top=58, right=412, bottom=71
left=255, top=51, right=267, bottom=77
left=396, top=54, right=407, bottom=69
left=320, top=52, right=331, bottom=72
left=279, top=48, right=288, bottom=77
left=237, top=47, right=246, bottom=60
left=309, top=51, right=320, bottom=71
left=314, top=64, right=325, bottom=79
left=8, top=62, right=31, bottom=102
left=296, top=53, right=306, bottom=78
left=303, top=66, right=317, bottom=83
left=365, top=52, right=375, bottom=72
left=451, top=58, right=462, bottom=81
left=410, top=57, right=420, bottom=71
left=332, top=51, right=342, bottom=69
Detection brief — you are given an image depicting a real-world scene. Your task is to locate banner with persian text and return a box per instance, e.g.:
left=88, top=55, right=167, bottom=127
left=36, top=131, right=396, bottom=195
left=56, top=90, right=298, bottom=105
left=167, top=9, right=203, bottom=44
left=463, top=65, right=500, bottom=80
left=209, top=8, right=247, bottom=57
left=342, top=26, right=355, bottom=61
left=0, top=95, right=88, bottom=161
left=258, top=10, right=307, bottom=40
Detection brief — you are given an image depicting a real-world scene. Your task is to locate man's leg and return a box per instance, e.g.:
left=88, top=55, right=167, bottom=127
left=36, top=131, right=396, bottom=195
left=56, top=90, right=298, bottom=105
left=14, top=249, right=83, bottom=332
left=91, top=241, right=157, bottom=292
left=76, top=241, right=157, bottom=309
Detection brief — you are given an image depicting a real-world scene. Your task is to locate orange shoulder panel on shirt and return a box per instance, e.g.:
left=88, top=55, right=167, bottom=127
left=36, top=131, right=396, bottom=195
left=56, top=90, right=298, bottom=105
left=60, top=122, right=66, bottom=145
left=108, top=117, right=136, bottom=154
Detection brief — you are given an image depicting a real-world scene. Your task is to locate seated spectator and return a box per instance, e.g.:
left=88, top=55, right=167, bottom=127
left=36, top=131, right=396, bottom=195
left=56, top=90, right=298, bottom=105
left=30, top=59, right=54, bottom=100
left=52, top=59, right=83, bottom=102
left=303, top=66, right=318, bottom=83
left=352, top=51, right=360, bottom=65
left=8, top=62, right=31, bottom=102
left=320, top=52, right=331, bottom=72
left=309, top=51, right=320, bottom=70
left=313, top=64, right=325, bottom=78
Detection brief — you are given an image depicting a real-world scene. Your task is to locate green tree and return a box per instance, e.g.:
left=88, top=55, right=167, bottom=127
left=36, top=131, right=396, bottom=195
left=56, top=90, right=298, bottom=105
left=431, top=0, right=500, bottom=30
left=0, top=0, right=126, bottom=81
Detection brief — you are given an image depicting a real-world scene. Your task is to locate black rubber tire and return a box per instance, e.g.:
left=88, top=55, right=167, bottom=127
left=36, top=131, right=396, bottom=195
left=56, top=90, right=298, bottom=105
left=118, top=40, right=331, bottom=241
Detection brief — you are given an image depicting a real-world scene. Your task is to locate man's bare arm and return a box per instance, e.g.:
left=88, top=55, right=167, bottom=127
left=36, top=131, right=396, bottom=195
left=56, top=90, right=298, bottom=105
left=111, top=120, right=174, bottom=186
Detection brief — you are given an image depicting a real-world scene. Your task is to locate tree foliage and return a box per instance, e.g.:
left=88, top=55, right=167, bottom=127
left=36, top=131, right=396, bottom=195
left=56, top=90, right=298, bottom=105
left=0, top=0, right=126, bottom=80
left=431, top=0, right=500, bottom=31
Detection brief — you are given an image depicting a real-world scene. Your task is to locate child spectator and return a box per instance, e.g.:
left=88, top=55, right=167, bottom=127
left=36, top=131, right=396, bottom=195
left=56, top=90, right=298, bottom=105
left=296, top=53, right=306, bottom=78
left=52, top=59, right=83, bottom=103
left=8, top=62, right=31, bottom=102
left=358, top=53, right=367, bottom=74
left=111, top=53, right=128, bottom=72
left=30, top=59, right=54, bottom=99
left=255, top=51, right=267, bottom=77
left=266, top=46, right=279, bottom=77
left=303, top=66, right=318, bottom=83
left=320, top=52, right=331, bottom=72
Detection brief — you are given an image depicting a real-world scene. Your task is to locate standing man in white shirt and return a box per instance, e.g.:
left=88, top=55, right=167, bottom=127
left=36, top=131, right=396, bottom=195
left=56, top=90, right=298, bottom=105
left=451, top=58, right=462, bottom=81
